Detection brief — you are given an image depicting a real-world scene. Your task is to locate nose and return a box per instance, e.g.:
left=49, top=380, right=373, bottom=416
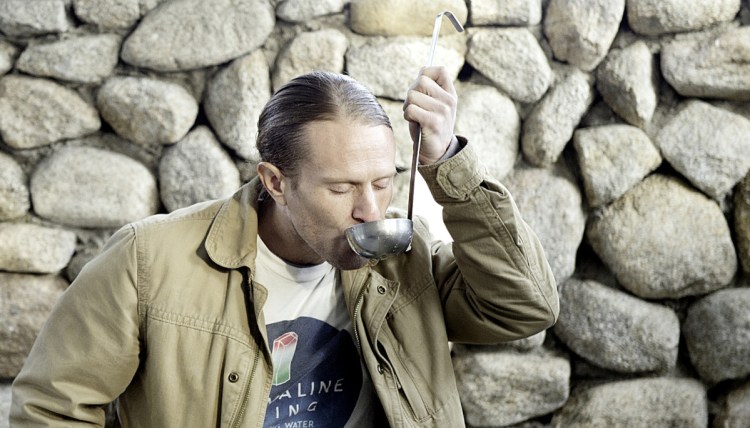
left=352, top=186, right=382, bottom=223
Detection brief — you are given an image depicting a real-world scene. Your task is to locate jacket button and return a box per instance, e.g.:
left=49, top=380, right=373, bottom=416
left=228, top=372, right=240, bottom=383
left=377, top=285, right=386, bottom=295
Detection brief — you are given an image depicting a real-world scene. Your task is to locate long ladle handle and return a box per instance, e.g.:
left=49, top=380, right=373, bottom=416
left=406, top=131, right=421, bottom=220
left=406, top=11, right=464, bottom=221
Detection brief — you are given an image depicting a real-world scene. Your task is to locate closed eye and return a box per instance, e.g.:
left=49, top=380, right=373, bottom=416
left=329, top=185, right=354, bottom=194
left=327, top=171, right=398, bottom=194
left=373, top=175, right=396, bottom=191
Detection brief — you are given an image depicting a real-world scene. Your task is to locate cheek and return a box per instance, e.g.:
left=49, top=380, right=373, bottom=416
left=299, top=191, right=354, bottom=228
left=377, top=189, right=394, bottom=214
left=383, top=188, right=394, bottom=206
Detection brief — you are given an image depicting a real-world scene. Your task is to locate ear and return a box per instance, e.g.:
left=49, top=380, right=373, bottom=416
left=257, top=162, right=288, bottom=206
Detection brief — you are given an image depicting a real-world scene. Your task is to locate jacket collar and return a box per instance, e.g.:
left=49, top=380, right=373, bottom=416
left=204, top=178, right=263, bottom=271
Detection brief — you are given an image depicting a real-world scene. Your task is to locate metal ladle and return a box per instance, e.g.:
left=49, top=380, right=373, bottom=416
left=345, top=11, right=464, bottom=260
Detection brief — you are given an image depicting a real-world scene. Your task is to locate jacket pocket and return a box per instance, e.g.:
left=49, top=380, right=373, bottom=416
left=379, top=343, right=432, bottom=423
left=377, top=321, right=455, bottom=425
left=130, top=306, right=260, bottom=427
left=366, top=269, right=463, bottom=426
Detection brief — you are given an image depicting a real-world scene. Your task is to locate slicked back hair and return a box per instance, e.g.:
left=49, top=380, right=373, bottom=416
left=256, top=71, right=392, bottom=178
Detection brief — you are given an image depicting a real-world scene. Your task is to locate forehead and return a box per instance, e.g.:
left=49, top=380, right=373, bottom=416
left=300, top=119, right=396, bottom=178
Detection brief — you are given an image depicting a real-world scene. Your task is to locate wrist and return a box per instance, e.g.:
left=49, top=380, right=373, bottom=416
left=437, top=135, right=460, bottom=161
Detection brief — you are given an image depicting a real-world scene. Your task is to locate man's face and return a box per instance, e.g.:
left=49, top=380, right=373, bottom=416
left=282, top=118, right=397, bottom=270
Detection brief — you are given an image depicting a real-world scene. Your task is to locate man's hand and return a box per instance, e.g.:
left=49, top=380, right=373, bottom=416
left=403, top=66, right=458, bottom=165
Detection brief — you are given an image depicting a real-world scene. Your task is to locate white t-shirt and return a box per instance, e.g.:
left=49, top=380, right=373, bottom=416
left=256, top=237, right=377, bottom=428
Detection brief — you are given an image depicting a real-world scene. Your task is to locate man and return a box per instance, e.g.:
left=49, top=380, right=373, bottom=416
left=11, top=67, right=558, bottom=427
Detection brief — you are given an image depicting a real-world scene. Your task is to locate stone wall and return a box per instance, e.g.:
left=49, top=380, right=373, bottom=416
left=1, top=0, right=750, bottom=426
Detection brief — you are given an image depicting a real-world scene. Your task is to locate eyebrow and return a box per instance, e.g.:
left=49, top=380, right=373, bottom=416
left=321, top=170, right=400, bottom=185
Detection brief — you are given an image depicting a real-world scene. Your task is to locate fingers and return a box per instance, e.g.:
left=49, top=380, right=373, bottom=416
left=402, top=66, right=458, bottom=164
left=403, top=66, right=457, bottom=111
left=403, top=66, right=457, bottom=127
left=417, top=66, right=458, bottom=97
left=403, top=91, right=452, bottom=134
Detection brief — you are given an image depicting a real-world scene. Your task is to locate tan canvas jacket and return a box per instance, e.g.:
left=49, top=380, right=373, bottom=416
left=11, top=140, right=559, bottom=427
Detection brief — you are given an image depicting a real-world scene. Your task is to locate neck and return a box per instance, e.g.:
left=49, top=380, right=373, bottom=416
left=257, top=198, right=324, bottom=266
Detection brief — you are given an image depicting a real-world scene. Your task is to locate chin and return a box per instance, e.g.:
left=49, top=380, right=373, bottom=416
left=330, top=251, right=370, bottom=271
left=320, top=238, right=370, bottom=270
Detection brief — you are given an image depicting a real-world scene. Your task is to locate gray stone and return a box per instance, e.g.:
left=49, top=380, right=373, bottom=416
left=715, top=379, right=750, bottom=428
left=574, top=124, right=661, bottom=207
left=30, top=146, right=158, bottom=228
left=73, top=0, right=165, bottom=29
left=511, top=331, right=546, bottom=351
left=0, top=223, right=77, bottom=274
left=683, top=288, right=750, bottom=384
left=453, top=347, right=570, bottom=427
left=661, top=27, right=750, bottom=101
left=522, top=69, right=594, bottom=167
left=580, top=99, right=624, bottom=128
left=159, top=126, right=241, bottom=212
left=272, top=29, right=349, bottom=91
left=346, top=37, right=465, bottom=100
left=454, top=331, right=546, bottom=355
left=276, top=0, right=346, bottom=23
left=503, top=167, right=586, bottom=285
left=16, top=34, right=121, bottom=84
left=544, top=0, right=625, bottom=71
left=121, top=0, right=275, bottom=72
left=0, top=273, right=68, bottom=378
left=455, top=84, right=519, bottom=181
left=655, top=101, right=750, bottom=200
left=159, top=68, right=209, bottom=108
left=0, top=75, right=100, bottom=149
left=62, top=228, right=112, bottom=282
left=97, top=76, right=198, bottom=145
left=65, top=247, right=99, bottom=283
left=0, top=152, right=30, bottom=220
left=554, top=278, right=680, bottom=373
left=466, top=28, right=551, bottom=103
left=498, top=331, right=546, bottom=352
left=469, top=0, right=542, bottom=26
left=65, top=132, right=163, bottom=176
left=350, top=0, right=468, bottom=37
left=551, top=377, right=707, bottom=427
left=0, top=0, right=70, bottom=37
left=708, top=100, right=750, bottom=125
left=596, top=41, right=657, bottom=127
left=0, top=40, right=19, bottom=76
left=587, top=174, right=737, bottom=299
left=73, top=0, right=139, bottom=29
left=627, top=0, right=741, bottom=36
left=737, top=174, right=750, bottom=274
left=0, top=383, right=10, bottom=428
left=205, top=50, right=271, bottom=161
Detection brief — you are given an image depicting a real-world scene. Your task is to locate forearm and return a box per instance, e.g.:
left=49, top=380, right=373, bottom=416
left=420, top=138, right=559, bottom=343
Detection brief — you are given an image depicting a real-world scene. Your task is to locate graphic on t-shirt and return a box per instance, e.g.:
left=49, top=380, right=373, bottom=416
left=272, top=332, right=299, bottom=385
left=265, top=317, right=361, bottom=428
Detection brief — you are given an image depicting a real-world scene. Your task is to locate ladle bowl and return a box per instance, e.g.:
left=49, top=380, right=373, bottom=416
left=345, top=218, right=413, bottom=260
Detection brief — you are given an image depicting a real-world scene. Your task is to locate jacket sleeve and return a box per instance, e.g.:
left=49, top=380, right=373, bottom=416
left=10, top=225, right=142, bottom=426
left=418, top=137, right=559, bottom=344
